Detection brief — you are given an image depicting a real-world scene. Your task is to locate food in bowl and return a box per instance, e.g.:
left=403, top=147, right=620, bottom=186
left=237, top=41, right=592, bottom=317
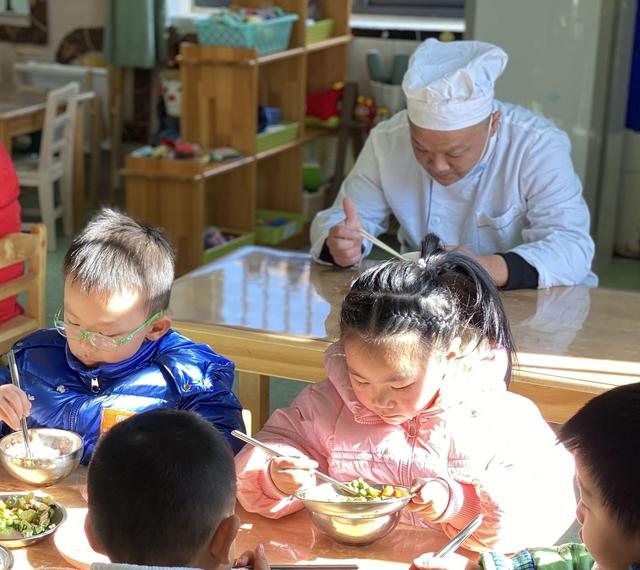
left=0, top=428, right=83, bottom=486
left=343, top=478, right=410, bottom=502
left=3, top=434, right=62, bottom=460
left=0, top=493, right=57, bottom=538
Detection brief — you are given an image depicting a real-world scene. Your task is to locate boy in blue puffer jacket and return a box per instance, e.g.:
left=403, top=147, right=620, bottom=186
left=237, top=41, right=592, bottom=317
left=0, top=209, right=244, bottom=462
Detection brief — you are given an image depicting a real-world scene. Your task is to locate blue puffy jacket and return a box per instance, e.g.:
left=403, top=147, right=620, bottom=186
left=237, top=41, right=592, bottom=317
left=0, top=329, right=245, bottom=462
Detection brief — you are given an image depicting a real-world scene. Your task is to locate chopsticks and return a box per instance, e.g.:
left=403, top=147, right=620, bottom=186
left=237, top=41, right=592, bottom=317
left=231, top=430, right=358, bottom=497
left=359, top=229, right=408, bottom=261
left=434, top=514, right=483, bottom=558
left=6, top=350, right=32, bottom=459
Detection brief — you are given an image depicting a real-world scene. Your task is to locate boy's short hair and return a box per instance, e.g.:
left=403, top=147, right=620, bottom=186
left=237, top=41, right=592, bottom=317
left=63, top=209, right=175, bottom=315
left=558, top=382, right=640, bottom=536
left=87, top=409, right=236, bottom=566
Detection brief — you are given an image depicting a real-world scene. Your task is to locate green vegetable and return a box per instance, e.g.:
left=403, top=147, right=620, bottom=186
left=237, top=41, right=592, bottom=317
left=344, top=478, right=383, bottom=502
left=0, top=493, right=57, bottom=538
left=343, top=478, right=409, bottom=502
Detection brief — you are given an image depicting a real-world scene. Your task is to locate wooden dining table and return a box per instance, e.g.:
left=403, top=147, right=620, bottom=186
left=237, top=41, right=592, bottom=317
left=2, top=465, right=451, bottom=569
left=169, top=246, right=640, bottom=434
left=0, top=85, right=99, bottom=232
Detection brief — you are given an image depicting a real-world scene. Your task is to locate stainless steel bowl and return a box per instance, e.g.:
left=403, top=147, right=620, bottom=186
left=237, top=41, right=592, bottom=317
left=0, top=428, right=83, bottom=486
left=0, top=545, right=13, bottom=569
left=295, top=482, right=412, bottom=545
left=0, top=492, right=66, bottom=549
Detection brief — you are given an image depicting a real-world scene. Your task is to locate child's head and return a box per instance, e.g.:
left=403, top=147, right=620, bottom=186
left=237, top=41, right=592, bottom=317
left=60, top=209, right=174, bottom=366
left=86, top=408, right=240, bottom=569
left=339, top=234, right=514, bottom=424
left=558, top=383, right=640, bottom=570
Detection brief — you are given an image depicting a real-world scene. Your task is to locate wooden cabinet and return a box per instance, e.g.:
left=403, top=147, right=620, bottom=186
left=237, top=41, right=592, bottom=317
left=124, top=1, right=351, bottom=275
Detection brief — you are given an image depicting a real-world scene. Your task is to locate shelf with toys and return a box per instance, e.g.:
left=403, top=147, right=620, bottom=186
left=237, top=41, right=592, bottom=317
left=123, top=0, right=351, bottom=274
left=124, top=152, right=256, bottom=276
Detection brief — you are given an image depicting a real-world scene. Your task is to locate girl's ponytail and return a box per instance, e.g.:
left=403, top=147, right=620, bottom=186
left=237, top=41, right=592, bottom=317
left=340, top=233, right=515, bottom=376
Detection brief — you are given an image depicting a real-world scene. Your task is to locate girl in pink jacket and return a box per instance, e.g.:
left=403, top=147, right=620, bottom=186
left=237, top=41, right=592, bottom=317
left=235, top=234, right=576, bottom=553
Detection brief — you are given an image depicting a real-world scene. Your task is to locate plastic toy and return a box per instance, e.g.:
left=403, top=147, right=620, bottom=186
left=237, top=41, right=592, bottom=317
left=203, top=227, right=228, bottom=249
left=210, top=147, right=242, bottom=161
left=373, top=106, right=390, bottom=126
left=354, top=96, right=376, bottom=130
left=306, top=82, right=344, bottom=121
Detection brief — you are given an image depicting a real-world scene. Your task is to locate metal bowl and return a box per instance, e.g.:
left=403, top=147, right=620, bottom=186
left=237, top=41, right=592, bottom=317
left=0, top=545, right=13, bottom=569
left=295, top=482, right=412, bottom=546
left=0, top=492, right=67, bottom=549
left=0, top=428, right=83, bottom=486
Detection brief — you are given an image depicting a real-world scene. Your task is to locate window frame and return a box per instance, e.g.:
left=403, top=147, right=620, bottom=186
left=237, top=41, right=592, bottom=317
left=352, top=0, right=464, bottom=19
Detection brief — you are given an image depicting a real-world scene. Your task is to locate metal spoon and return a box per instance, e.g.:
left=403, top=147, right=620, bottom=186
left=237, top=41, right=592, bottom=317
left=434, top=514, right=483, bottom=558
left=231, top=430, right=358, bottom=497
left=6, top=350, right=32, bottom=459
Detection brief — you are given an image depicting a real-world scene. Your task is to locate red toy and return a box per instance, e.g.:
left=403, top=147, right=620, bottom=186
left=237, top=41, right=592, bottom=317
left=306, top=82, right=344, bottom=121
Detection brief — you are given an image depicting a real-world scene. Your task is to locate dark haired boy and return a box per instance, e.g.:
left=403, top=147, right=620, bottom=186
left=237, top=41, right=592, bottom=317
left=86, top=408, right=269, bottom=569
left=412, top=382, right=640, bottom=570
left=0, top=209, right=244, bottom=461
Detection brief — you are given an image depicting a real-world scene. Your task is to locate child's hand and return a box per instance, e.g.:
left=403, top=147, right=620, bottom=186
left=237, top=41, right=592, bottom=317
left=233, top=543, right=270, bottom=569
left=411, top=552, right=480, bottom=570
left=0, top=385, right=31, bottom=430
left=406, top=478, right=450, bottom=520
left=268, top=456, right=319, bottom=496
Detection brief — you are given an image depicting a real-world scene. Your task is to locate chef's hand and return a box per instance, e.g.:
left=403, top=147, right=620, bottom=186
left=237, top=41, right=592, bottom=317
left=0, top=385, right=31, bottom=430
left=326, top=197, right=363, bottom=267
left=234, top=543, right=271, bottom=569
left=406, top=478, right=450, bottom=520
left=411, top=552, right=480, bottom=570
left=269, top=456, right=319, bottom=496
left=445, top=245, right=508, bottom=288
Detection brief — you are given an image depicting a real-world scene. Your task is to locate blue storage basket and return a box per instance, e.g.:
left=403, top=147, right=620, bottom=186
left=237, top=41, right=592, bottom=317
left=196, top=10, right=299, bottom=55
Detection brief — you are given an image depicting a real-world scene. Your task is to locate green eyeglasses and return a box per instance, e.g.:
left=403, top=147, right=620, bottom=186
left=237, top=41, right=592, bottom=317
left=54, top=306, right=164, bottom=351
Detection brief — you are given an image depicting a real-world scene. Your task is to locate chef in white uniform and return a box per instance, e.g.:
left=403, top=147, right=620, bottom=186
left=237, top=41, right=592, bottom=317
left=310, top=39, right=597, bottom=289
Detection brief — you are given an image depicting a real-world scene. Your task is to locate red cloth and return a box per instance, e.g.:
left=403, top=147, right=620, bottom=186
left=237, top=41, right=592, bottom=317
left=0, top=143, right=23, bottom=324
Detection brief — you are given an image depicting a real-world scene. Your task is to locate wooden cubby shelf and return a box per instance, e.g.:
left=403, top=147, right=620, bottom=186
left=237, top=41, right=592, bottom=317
left=124, top=0, right=351, bottom=274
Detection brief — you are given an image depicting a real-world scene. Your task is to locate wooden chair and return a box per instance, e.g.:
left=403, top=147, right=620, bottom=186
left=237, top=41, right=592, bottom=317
left=0, top=225, right=47, bottom=355
left=14, top=82, right=79, bottom=252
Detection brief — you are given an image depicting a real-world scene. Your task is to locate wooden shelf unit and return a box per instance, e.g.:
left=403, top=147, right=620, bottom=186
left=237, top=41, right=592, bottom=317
left=124, top=0, right=351, bottom=275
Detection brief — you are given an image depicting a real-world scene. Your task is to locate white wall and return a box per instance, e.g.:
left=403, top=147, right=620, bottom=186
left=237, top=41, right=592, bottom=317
left=615, top=130, right=640, bottom=256
left=468, top=0, right=607, bottom=210
left=467, top=0, right=637, bottom=270
left=347, top=36, right=419, bottom=100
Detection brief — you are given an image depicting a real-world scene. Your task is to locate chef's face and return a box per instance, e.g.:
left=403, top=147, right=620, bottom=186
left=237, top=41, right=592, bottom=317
left=409, top=111, right=499, bottom=186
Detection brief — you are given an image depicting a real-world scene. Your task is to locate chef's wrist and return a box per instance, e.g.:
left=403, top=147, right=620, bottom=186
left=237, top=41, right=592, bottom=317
left=495, top=252, right=539, bottom=290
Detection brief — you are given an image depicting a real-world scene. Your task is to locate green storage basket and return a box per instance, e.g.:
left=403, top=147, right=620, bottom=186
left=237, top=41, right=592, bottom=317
left=195, top=11, right=299, bottom=55
left=256, top=209, right=304, bottom=245
left=305, top=19, right=334, bottom=44
left=256, top=122, right=299, bottom=153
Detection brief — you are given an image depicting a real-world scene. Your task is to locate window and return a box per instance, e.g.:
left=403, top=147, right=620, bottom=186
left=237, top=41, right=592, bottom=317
left=0, top=0, right=30, bottom=26
left=352, top=0, right=464, bottom=19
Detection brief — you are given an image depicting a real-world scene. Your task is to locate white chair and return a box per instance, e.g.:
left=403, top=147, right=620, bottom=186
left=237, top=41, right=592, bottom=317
left=13, top=60, right=121, bottom=206
left=13, top=61, right=110, bottom=146
left=14, top=82, right=79, bottom=252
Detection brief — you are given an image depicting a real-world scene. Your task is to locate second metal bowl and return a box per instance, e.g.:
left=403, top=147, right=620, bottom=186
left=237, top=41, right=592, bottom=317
left=295, top=482, right=412, bottom=545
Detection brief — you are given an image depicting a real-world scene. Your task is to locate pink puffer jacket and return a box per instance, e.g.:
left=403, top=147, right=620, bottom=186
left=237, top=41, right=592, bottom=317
left=235, top=343, right=576, bottom=553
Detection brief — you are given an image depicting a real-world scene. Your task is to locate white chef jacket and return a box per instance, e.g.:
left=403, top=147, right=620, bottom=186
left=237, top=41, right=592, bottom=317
left=310, top=102, right=597, bottom=288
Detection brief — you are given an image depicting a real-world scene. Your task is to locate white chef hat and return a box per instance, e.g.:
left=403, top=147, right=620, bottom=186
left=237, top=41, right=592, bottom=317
left=402, top=39, right=508, bottom=131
